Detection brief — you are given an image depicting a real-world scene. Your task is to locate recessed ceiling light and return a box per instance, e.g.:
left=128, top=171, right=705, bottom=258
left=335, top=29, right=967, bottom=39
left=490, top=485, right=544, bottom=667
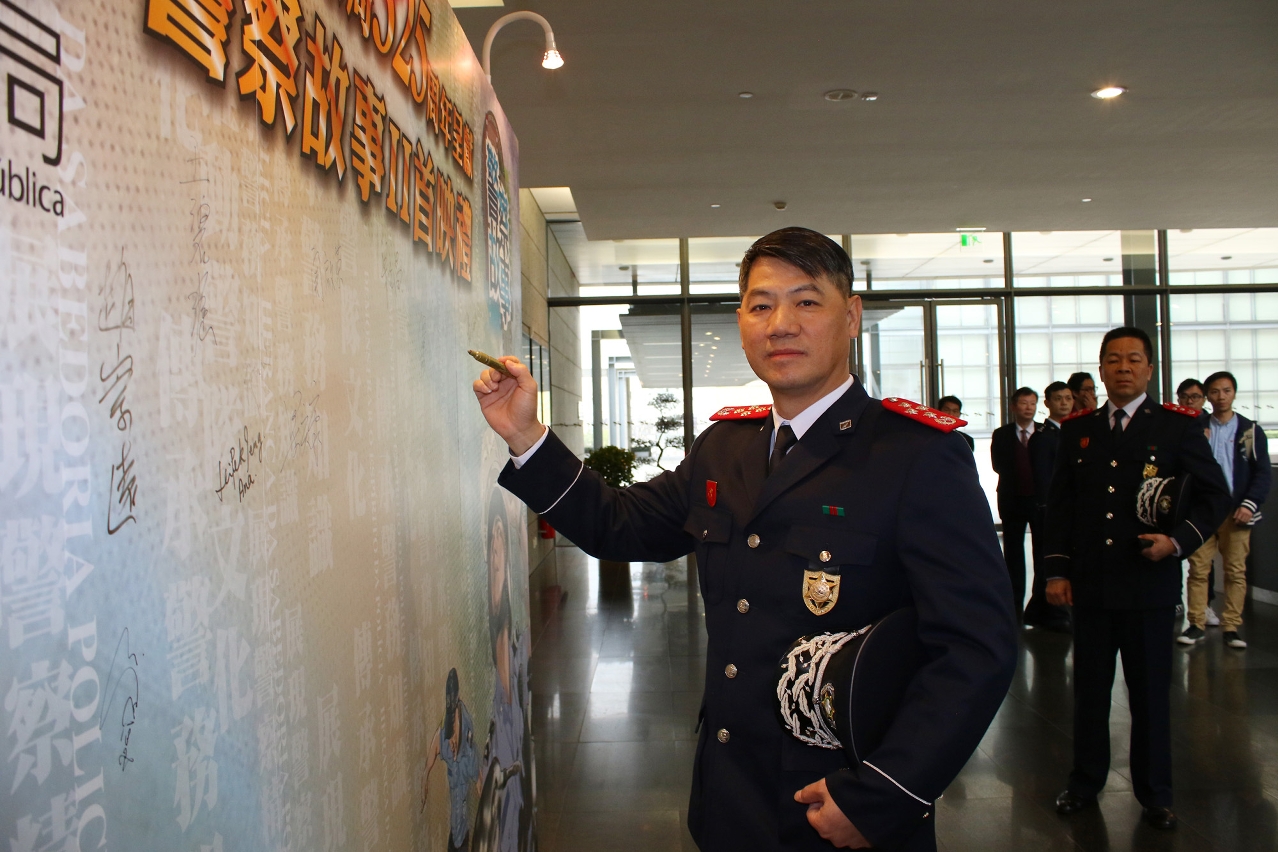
left=773, top=201, right=788, bottom=210
left=710, top=203, right=721, bottom=208
left=860, top=92, right=879, bottom=101
left=1081, top=198, right=1093, bottom=203
left=824, top=89, right=858, bottom=102
left=738, top=91, right=754, bottom=99
left=956, top=227, right=986, bottom=232
left=1091, top=86, right=1127, bottom=99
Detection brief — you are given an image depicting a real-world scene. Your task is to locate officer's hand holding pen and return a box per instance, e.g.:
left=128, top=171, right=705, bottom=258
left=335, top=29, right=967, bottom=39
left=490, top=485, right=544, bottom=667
left=471, top=352, right=546, bottom=455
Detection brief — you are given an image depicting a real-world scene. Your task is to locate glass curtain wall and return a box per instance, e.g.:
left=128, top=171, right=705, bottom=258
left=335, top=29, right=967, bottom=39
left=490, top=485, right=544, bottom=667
left=547, top=230, right=1278, bottom=501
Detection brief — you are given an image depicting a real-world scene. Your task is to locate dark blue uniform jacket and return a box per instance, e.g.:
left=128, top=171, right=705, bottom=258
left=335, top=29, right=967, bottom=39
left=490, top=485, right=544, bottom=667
left=499, top=381, right=1018, bottom=851
left=1042, top=403, right=1232, bottom=609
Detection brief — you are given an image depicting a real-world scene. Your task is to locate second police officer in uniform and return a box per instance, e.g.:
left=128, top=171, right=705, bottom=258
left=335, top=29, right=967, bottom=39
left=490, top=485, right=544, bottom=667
left=1044, top=327, right=1230, bottom=830
left=473, top=228, right=1019, bottom=851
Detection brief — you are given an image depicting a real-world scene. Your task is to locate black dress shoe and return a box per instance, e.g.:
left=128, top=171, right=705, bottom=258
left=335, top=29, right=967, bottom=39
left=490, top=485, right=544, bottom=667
left=1142, top=807, right=1177, bottom=830
left=1055, top=790, right=1096, bottom=815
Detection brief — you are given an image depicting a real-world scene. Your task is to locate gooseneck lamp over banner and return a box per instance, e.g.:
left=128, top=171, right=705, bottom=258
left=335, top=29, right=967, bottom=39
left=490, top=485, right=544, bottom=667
left=482, top=10, right=563, bottom=82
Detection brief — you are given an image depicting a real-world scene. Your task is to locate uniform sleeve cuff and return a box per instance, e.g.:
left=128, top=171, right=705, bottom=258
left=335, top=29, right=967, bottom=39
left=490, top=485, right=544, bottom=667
left=509, top=426, right=549, bottom=468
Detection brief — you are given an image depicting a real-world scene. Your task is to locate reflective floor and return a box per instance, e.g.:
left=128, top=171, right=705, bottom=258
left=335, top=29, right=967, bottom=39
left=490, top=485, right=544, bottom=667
left=528, top=547, right=1278, bottom=852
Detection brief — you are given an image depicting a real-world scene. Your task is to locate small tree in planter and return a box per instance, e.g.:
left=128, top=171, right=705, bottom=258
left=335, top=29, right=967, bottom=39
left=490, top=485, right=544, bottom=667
left=583, top=445, right=636, bottom=488
left=582, top=445, right=636, bottom=588
left=644, top=392, right=685, bottom=471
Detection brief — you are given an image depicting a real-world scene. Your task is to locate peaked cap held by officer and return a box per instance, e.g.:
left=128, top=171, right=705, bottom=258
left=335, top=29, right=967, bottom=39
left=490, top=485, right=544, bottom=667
left=473, top=227, right=1019, bottom=851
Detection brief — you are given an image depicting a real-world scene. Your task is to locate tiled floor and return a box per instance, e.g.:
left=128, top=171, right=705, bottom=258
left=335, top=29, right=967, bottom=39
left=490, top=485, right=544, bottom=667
left=528, top=547, right=1278, bottom=851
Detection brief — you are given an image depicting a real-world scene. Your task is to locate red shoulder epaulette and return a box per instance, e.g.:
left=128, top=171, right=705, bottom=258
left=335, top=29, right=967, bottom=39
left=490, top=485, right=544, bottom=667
left=709, top=404, right=772, bottom=421
left=1063, top=407, right=1095, bottom=422
left=1162, top=402, right=1199, bottom=417
left=882, top=398, right=966, bottom=432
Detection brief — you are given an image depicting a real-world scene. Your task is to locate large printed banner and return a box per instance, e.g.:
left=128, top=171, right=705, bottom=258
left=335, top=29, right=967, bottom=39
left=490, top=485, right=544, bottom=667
left=0, top=0, right=530, bottom=849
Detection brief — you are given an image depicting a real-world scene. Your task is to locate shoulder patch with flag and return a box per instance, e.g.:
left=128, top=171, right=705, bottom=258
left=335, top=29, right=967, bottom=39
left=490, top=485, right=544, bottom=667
left=710, top=404, right=773, bottom=421
left=1162, top=402, right=1199, bottom=418
left=882, top=398, right=966, bottom=432
left=1063, top=407, right=1095, bottom=422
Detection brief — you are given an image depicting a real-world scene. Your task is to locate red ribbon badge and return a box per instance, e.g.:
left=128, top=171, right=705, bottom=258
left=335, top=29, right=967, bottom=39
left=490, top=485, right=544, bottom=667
left=706, top=480, right=718, bottom=507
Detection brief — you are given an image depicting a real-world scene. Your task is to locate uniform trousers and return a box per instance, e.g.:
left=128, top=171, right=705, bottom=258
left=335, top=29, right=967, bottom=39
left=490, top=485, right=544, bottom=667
left=1186, top=519, right=1251, bottom=631
left=1069, top=605, right=1176, bottom=808
left=998, top=495, right=1039, bottom=619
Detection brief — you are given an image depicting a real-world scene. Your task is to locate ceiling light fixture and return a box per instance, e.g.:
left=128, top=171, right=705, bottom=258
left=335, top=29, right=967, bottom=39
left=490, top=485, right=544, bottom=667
left=1081, top=198, right=1093, bottom=202
left=861, top=92, right=879, bottom=101
left=1091, top=86, right=1126, bottom=99
left=955, top=227, right=986, bottom=232
left=482, top=11, right=563, bottom=81
left=710, top=203, right=721, bottom=208
left=824, top=89, right=858, bottom=102
left=773, top=201, right=788, bottom=210
left=738, top=91, right=754, bottom=99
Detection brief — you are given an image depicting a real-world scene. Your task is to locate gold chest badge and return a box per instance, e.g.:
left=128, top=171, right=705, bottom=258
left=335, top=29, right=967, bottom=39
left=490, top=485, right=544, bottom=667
left=1143, top=463, right=1159, bottom=479
left=803, top=570, right=840, bottom=615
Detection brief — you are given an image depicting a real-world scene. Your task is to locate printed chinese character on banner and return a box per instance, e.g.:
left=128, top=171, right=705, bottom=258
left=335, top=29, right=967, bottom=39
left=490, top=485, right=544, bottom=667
left=300, top=15, right=350, bottom=180
left=5, top=658, right=73, bottom=792
left=172, top=707, right=219, bottom=831
left=236, top=0, right=303, bottom=135
left=316, top=684, right=340, bottom=774
left=144, top=0, right=234, bottom=85
left=2, top=0, right=65, bottom=166
left=165, top=577, right=213, bottom=699
left=350, top=73, right=386, bottom=202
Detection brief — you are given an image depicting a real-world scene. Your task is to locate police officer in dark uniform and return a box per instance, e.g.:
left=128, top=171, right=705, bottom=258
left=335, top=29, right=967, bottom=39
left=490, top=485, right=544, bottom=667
left=1044, top=327, right=1230, bottom=830
left=474, top=228, right=1018, bottom=851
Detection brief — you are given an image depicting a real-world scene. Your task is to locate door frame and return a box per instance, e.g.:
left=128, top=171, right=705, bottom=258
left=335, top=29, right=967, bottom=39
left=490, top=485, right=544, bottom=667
left=856, top=295, right=1008, bottom=425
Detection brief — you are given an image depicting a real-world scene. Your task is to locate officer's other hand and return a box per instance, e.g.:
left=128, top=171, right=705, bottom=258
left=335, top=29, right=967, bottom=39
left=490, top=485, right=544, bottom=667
left=794, top=778, right=870, bottom=849
left=1046, top=578, right=1073, bottom=607
left=472, top=356, right=545, bottom=455
left=1234, top=506, right=1254, bottom=525
left=1138, top=533, right=1176, bottom=561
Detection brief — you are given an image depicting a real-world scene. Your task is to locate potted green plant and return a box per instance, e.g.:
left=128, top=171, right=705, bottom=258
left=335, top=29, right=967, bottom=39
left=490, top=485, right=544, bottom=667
left=583, top=445, right=637, bottom=598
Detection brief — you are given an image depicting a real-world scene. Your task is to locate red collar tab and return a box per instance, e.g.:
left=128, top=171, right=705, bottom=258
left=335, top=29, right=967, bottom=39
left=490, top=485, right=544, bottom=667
left=1063, top=407, right=1095, bottom=422
left=709, top=404, right=773, bottom=421
left=1162, top=402, right=1199, bottom=418
left=882, top=398, right=966, bottom=432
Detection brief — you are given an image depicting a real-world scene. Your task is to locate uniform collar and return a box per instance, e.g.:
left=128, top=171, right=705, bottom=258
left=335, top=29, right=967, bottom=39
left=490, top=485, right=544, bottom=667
left=1105, top=392, right=1147, bottom=426
left=771, top=374, right=855, bottom=441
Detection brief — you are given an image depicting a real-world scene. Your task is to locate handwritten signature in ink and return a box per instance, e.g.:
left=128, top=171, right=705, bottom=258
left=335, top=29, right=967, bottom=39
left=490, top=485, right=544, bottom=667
left=100, top=628, right=142, bottom=771
left=108, top=440, right=138, bottom=534
left=187, top=272, right=218, bottom=345
left=215, top=426, right=265, bottom=503
left=279, top=390, right=323, bottom=472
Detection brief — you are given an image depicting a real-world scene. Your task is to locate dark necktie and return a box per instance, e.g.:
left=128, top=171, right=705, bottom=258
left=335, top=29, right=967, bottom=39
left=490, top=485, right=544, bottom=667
left=1112, top=408, right=1126, bottom=441
left=769, top=424, right=797, bottom=475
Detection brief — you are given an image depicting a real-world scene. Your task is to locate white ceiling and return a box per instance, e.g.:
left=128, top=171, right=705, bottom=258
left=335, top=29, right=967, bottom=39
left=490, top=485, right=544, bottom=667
left=456, top=1, right=1278, bottom=241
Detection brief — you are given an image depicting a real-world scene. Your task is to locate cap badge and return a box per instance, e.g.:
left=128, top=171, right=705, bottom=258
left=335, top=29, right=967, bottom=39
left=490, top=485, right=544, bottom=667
left=803, top=570, right=840, bottom=616
left=706, top=480, right=718, bottom=507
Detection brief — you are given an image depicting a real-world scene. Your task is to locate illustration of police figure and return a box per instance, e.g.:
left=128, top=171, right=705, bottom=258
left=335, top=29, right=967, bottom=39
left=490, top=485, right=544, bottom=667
left=422, top=668, right=481, bottom=852
left=472, top=488, right=534, bottom=852
left=474, top=228, right=1018, bottom=851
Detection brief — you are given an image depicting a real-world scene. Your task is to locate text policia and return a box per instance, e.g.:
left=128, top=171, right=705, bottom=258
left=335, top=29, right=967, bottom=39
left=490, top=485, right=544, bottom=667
left=143, top=0, right=478, bottom=282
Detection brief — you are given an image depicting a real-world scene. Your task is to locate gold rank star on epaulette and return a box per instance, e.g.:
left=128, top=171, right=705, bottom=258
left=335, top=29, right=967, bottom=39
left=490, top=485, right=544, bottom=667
left=709, top=404, right=773, bottom=421
left=881, top=398, right=967, bottom=432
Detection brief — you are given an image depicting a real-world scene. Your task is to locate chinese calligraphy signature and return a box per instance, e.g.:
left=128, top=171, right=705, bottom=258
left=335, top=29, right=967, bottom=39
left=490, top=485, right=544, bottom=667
left=100, top=628, right=142, bottom=771
left=98, top=249, right=139, bottom=534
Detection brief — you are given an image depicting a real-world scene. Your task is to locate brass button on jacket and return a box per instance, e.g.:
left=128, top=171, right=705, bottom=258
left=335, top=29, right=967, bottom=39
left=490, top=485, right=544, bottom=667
left=717, top=728, right=730, bottom=743
left=724, top=664, right=738, bottom=678
left=736, top=599, right=750, bottom=613
left=747, top=534, right=760, bottom=548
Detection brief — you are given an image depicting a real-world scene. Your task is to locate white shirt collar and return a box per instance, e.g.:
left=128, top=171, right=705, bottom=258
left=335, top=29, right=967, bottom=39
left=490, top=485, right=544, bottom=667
left=1016, top=421, right=1036, bottom=437
left=771, top=374, right=855, bottom=441
left=1045, top=418, right=1061, bottom=429
left=1106, top=392, right=1147, bottom=428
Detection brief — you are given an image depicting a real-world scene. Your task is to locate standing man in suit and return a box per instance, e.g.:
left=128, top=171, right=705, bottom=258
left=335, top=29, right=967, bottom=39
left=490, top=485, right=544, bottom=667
left=474, top=228, right=1018, bottom=851
left=991, top=387, right=1041, bottom=621
left=1023, top=381, right=1073, bottom=631
left=1045, top=327, right=1230, bottom=830
left=938, top=395, right=974, bottom=451
left=1068, top=372, right=1098, bottom=414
